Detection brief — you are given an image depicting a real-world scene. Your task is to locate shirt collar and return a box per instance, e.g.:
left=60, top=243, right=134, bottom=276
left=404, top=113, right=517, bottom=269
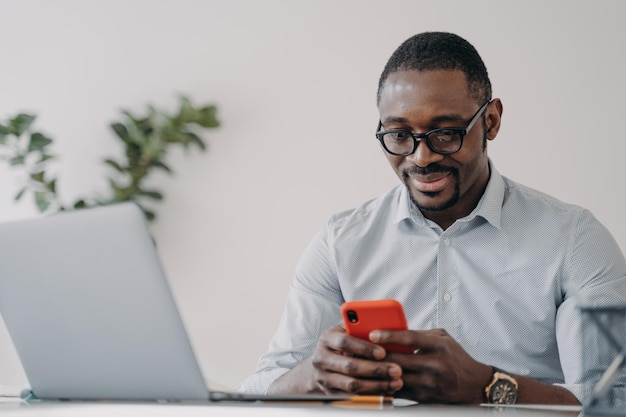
left=393, top=185, right=416, bottom=225
left=468, top=162, right=504, bottom=229
left=392, top=160, right=505, bottom=229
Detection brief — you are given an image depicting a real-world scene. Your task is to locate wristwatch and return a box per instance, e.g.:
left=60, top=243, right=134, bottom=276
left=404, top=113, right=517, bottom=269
left=484, top=367, right=518, bottom=404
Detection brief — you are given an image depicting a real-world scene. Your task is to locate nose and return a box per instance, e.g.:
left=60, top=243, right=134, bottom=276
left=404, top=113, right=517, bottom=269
left=406, top=139, right=444, bottom=167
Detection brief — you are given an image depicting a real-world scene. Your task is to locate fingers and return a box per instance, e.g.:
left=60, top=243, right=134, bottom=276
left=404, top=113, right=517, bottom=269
left=313, top=349, right=402, bottom=380
left=323, top=325, right=386, bottom=360
left=315, top=369, right=404, bottom=395
left=395, top=374, right=444, bottom=403
left=311, top=325, right=404, bottom=395
left=366, top=328, right=490, bottom=403
left=369, top=327, right=450, bottom=352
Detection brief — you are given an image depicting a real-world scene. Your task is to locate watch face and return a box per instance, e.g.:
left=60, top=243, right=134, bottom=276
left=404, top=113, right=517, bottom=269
left=489, top=380, right=518, bottom=404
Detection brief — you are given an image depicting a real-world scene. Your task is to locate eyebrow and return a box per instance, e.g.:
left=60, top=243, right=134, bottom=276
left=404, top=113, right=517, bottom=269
left=431, top=113, right=465, bottom=123
left=381, top=113, right=465, bottom=127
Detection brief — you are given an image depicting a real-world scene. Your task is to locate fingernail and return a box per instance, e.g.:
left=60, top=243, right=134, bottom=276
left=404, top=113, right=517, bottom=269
left=390, top=378, right=403, bottom=390
left=389, top=366, right=402, bottom=378
left=373, top=346, right=386, bottom=359
left=369, top=330, right=381, bottom=342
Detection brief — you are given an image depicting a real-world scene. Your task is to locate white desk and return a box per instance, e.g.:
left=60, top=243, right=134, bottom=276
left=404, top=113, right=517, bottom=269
left=0, top=398, right=584, bottom=417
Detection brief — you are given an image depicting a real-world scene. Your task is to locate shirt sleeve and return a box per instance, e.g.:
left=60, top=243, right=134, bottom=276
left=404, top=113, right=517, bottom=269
left=236, top=225, right=345, bottom=394
left=555, top=209, right=626, bottom=406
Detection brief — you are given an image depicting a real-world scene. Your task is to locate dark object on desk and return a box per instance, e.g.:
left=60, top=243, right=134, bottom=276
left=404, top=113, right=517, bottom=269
left=579, top=305, right=626, bottom=416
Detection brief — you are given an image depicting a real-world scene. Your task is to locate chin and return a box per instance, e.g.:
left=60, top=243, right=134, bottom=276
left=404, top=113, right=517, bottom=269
left=410, top=189, right=459, bottom=213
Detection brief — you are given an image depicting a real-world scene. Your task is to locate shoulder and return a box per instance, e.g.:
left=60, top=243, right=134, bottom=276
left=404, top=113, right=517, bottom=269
left=498, top=175, right=614, bottom=252
left=501, top=175, right=587, bottom=218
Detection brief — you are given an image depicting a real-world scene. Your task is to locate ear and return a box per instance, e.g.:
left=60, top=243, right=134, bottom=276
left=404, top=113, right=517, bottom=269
left=485, top=99, right=503, bottom=141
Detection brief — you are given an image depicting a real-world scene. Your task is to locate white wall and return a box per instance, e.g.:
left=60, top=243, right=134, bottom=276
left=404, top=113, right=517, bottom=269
left=1, top=0, right=625, bottom=390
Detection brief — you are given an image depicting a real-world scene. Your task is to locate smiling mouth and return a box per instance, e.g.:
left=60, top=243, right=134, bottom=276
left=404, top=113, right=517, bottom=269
left=408, top=171, right=452, bottom=193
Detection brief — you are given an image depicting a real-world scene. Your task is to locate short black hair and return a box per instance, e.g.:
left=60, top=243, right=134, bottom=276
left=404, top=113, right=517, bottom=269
left=377, top=32, right=492, bottom=106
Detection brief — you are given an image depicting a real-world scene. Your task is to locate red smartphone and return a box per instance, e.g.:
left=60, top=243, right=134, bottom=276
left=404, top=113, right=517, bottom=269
left=341, top=299, right=413, bottom=354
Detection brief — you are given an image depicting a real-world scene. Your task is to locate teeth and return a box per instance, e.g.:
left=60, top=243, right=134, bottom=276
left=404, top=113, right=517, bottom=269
left=413, top=173, right=447, bottom=183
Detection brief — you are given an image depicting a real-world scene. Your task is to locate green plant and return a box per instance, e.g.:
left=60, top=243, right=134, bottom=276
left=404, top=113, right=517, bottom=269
left=0, top=96, right=219, bottom=221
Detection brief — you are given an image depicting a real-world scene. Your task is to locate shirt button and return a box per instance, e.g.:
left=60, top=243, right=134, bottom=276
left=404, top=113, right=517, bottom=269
left=443, top=238, right=451, bottom=246
left=443, top=293, right=452, bottom=302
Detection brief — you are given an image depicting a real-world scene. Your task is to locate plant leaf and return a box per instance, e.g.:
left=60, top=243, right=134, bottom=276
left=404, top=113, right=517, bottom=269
left=104, top=158, right=124, bottom=172
left=30, top=171, right=45, bottom=183
left=38, top=153, right=55, bottom=163
left=198, top=105, right=220, bottom=128
left=47, top=178, right=57, bottom=193
left=121, top=110, right=139, bottom=124
left=136, top=203, right=156, bottom=221
left=73, top=199, right=87, bottom=209
left=110, top=122, right=130, bottom=143
left=136, top=118, right=153, bottom=136
left=0, top=124, right=8, bottom=144
left=10, top=114, right=36, bottom=136
left=108, top=179, right=132, bottom=201
left=9, top=155, right=25, bottom=166
left=183, top=131, right=206, bottom=151
left=150, top=160, right=173, bottom=174
left=34, top=191, right=50, bottom=212
left=139, top=189, right=163, bottom=200
left=123, top=141, right=142, bottom=167
left=177, top=96, right=195, bottom=124
left=14, top=187, right=27, bottom=201
left=28, top=132, right=53, bottom=152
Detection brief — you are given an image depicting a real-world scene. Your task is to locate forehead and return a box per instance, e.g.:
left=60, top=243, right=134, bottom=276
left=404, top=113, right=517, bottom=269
left=378, top=70, right=474, bottom=121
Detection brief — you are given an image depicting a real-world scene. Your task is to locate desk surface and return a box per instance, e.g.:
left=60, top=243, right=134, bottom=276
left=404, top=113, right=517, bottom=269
left=0, top=398, right=584, bottom=417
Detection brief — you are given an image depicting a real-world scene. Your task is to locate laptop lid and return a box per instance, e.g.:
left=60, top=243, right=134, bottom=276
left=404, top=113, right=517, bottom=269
left=0, top=203, right=210, bottom=401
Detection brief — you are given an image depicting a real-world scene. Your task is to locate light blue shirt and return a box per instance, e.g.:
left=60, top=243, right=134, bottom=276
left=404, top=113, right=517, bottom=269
left=239, top=165, right=626, bottom=405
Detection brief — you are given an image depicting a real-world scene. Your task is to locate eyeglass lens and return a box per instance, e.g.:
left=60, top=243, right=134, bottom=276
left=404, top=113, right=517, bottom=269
left=382, top=130, right=461, bottom=155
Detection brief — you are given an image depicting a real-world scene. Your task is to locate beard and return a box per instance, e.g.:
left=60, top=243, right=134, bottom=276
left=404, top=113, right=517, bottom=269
left=404, top=130, right=488, bottom=212
left=403, top=164, right=460, bottom=212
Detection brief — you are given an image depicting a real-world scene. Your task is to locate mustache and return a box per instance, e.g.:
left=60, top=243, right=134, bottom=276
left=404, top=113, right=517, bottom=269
left=402, top=164, right=457, bottom=179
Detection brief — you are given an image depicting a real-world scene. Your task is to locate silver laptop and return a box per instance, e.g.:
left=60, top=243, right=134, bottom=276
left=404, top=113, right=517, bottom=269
left=0, top=203, right=347, bottom=402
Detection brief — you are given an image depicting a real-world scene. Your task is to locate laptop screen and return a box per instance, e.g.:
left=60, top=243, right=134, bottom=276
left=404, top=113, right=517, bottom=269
left=0, top=203, right=210, bottom=401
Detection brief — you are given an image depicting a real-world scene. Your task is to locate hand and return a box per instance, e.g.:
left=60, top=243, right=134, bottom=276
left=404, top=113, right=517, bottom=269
left=370, top=328, right=492, bottom=403
left=306, top=325, right=404, bottom=395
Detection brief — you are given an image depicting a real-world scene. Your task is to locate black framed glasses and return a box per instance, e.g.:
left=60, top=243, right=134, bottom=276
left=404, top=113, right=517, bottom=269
left=375, top=100, right=490, bottom=156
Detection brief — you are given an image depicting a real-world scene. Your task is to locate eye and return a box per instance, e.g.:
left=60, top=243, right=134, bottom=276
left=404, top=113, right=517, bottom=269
left=431, top=129, right=459, bottom=143
left=386, top=131, right=412, bottom=141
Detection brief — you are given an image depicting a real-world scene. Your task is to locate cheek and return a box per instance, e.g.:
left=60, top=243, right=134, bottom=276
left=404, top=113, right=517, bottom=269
left=454, top=149, right=488, bottom=186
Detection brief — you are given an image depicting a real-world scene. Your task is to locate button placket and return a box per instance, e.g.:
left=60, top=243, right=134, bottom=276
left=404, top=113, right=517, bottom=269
left=436, top=233, right=461, bottom=332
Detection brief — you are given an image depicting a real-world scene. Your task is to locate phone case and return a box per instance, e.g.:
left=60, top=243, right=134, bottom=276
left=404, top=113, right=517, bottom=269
left=341, top=299, right=413, bottom=353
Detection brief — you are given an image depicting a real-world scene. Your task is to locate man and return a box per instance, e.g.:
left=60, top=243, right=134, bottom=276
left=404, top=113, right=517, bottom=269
left=239, top=32, right=626, bottom=405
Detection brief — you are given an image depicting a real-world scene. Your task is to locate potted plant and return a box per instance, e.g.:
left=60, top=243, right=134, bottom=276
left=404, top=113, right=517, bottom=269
left=0, top=96, right=219, bottom=221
